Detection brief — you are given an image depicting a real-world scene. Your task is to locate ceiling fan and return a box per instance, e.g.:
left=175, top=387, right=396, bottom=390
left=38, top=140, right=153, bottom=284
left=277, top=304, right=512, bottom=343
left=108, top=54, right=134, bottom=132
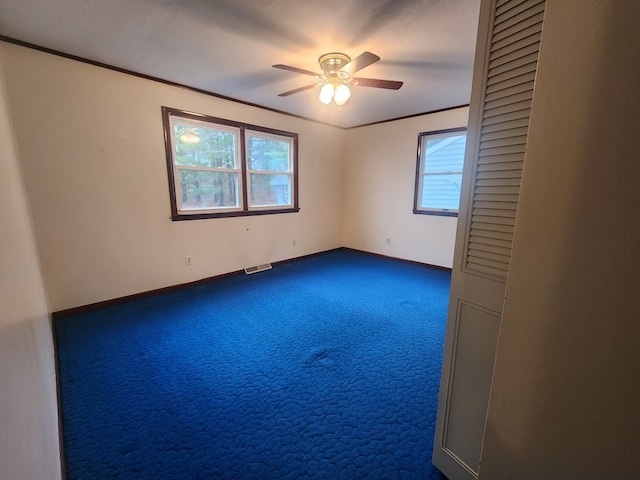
left=273, top=52, right=403, bottom=106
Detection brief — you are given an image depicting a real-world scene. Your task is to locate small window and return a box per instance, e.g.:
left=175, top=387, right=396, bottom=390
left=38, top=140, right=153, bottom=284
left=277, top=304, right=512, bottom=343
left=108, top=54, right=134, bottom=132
left=163, top=107, right=298, bottom=220
left=413, top=128, right=466, bottom=216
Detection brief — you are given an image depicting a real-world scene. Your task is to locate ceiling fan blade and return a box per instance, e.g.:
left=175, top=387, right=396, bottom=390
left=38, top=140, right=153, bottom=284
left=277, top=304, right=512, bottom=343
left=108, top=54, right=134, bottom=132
left=273, top=64, right=322, bottom=77
left=350, top=77, right=403, bottom=90
left=278, top=84, right=319, bottom=97
left=341, top=52, right=380, bottom=75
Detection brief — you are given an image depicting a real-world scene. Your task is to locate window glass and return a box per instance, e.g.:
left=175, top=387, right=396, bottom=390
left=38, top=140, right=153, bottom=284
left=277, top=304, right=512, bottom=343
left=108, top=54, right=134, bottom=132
left=179, top=170, right=239, bottom=210
left=246, top=134, right=291, bottom=172
left=173, top=125, right=237, bottom=168
left=250, top=174, right=291, bottom=207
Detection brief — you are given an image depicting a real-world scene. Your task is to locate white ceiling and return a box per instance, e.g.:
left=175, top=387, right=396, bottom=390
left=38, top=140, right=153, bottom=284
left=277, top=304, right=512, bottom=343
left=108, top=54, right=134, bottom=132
left=0, top=0, right=481, bottom=128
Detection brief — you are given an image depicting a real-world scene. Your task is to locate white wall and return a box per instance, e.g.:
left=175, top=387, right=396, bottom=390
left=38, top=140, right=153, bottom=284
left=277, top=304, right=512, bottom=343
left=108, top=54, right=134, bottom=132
left=1, top=42, right=345, bottom=312
left=342, top=107, right=469, bottom=268
left=0, top=62, right=61, bottom=479
left=479, top=1, right=640, bottom=478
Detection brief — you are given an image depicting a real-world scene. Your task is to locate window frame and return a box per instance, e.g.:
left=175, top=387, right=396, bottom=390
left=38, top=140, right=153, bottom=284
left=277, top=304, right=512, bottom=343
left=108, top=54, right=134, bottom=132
left=413, top=127, right=467, bottom=217
left=162, top=106, right=299, bottom=221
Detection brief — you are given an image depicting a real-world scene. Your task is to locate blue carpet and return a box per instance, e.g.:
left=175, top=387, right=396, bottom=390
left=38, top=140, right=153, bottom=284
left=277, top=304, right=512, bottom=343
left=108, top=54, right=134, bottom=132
left=55, top=249, right=450, bottom=479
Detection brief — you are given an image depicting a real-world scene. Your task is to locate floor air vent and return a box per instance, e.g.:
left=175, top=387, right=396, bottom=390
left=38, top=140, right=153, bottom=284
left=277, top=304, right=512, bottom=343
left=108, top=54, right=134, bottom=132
left=244, top=263, right=272, bottom=275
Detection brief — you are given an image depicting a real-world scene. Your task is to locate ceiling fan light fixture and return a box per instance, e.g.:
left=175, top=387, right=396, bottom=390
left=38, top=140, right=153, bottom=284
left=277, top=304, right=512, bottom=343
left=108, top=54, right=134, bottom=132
left=319, top=82, right=335, bottom=104
left=334, top=83, right=351, bottom=105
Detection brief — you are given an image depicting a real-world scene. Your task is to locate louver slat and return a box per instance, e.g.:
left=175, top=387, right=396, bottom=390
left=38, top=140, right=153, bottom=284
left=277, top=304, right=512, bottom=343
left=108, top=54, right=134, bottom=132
left=468, top=248, right=511, bottom=264
left=493, top=18, right=544, bottom=46
left=494, top=3, right=545, bottom=35
left=474, top=193, right=520, bottom=203
left=484, top=91, right=533, bottom=113
left=472, top=208, right=517, bottom=218
left=480, top=135, right=529, bottom=149
left=484, top=99, right=533, bottom=119
left=489, top=32, right=542, bottom=64
left=470, top=236, right=513, bottom=249
left=489, top=42, right=540, bottom=71
left=481, top=126, right=530, bottom=142
left=463, top=0, right=544, bottom=279
left=495, top=0, right=544, bottom=19
left=471, top=221, right=515, bottom=234
left=471, top=214, right=516, bottom=226
left=481, top=116, right=529, bottom=134
left=481, top=108, right=531, bottom=127
left=466, top=255, right=510, bottom=276
left=482, top=123, right=530, bottom=137
left=476, top=185, right=521, bottom=195
left=471, top=242, right=512, bottom=256
left=475, top=177, right=522, bottom=187
left=488, top=51, right=539, bottom=77
left=485, top=77, right=536, bottom=100
left=477, top=169, right=522, bottom=180
left=487, top=62, right=537, bottom=87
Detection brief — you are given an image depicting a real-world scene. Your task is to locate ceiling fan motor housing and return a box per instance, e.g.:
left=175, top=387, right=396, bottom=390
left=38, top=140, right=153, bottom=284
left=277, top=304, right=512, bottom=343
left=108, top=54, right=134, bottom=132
left=318, top=53, right=351, bottom=78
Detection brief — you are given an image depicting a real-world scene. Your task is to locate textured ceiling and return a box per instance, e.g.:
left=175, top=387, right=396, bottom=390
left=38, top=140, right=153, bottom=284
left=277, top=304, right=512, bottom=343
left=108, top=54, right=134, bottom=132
left=0, top=0, right=481, bottom=128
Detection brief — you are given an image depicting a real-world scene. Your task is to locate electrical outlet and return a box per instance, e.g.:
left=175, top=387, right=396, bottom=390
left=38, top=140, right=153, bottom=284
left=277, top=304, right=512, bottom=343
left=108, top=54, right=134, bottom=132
left=185, top=255, right=192, bottom=266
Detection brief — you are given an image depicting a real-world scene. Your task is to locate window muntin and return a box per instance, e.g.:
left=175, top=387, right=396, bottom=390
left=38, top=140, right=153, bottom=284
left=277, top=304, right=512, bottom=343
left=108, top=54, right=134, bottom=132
left=163, top=107, right=299, bottom=220
left=414, top=128, right=467, bottom=216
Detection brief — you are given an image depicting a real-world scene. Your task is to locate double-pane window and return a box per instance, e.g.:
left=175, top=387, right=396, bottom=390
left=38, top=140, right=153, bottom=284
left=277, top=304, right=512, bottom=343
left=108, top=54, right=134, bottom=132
left=163, top=107, right=298, bottom=220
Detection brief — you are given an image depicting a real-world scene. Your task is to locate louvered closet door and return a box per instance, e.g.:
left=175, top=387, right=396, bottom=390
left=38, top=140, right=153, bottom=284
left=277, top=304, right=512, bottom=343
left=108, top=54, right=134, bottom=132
left=433, top=1, right=546, bottom=479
